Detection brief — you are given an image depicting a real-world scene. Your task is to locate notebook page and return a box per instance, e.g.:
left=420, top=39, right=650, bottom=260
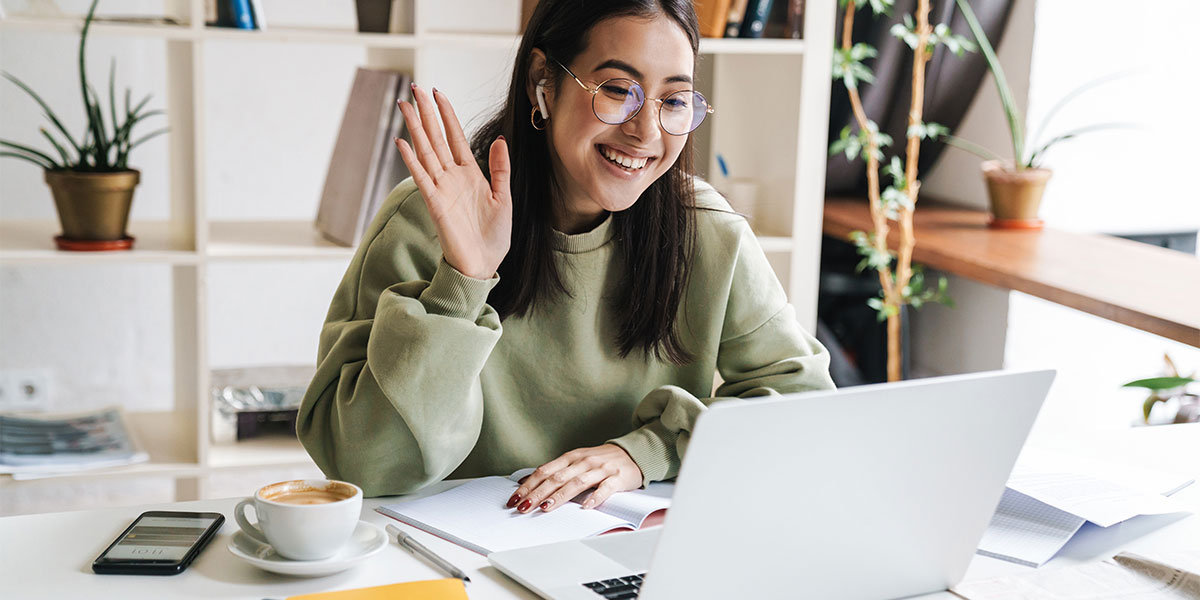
left=592, top=481, right=673, bottom=527
left=377, top=477, right=632, bottom=555
left=976, top=488, right=1086, bottom=567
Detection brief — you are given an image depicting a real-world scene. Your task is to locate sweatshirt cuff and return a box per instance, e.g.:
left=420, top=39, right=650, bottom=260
left=418, top=258, right=499, bottom=321
left=608, top=420, right=680, bottom=488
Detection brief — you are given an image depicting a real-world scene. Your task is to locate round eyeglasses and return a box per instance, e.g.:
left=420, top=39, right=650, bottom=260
left=552, top=58, right=714, bottom=136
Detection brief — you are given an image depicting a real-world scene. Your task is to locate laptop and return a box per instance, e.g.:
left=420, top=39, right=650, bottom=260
left=489, top=369, right=1055, bottom=600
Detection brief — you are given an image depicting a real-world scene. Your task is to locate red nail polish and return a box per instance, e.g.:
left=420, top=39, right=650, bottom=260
left=432, top=87, right=439, bottom=95
left=518, top=499, right=532, bottom=512
left=498, top=135, right=505, bottom=141
left=411, top=82, right=417, bottom=89
left=540, top=499, right=554, bottom=510
left=507, top=493, right=521, bottom=508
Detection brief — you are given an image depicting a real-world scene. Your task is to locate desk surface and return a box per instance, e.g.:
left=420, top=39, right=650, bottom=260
left=822, top=197, right=1200, bottom=348
left=2, top=424, right=1198, bottom=599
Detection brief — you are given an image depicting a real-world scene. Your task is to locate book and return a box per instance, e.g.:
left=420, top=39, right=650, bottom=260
left=739, top=0, right=774, bottom=38
left=377, top=469, right=673, bottom=555
left=315, top=68, right=412, bottom=247
left=724, top=0, right=750, bottom=38
left=0, top=405, right=149, bottom=476
left=693, top=0, right=733, bottom=38
left=229, top=0, right=255, bottom=30
left=248, top=0, right=266, bottom=31
left=786, top=0, right=804, bottom=39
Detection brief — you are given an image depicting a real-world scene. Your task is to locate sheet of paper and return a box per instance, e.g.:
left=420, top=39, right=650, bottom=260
left=1007, top=450, right=1194, bottom=527
left=953, top=550, right=1200, bottom=599
left=976, top=488, right=1086, bottom=567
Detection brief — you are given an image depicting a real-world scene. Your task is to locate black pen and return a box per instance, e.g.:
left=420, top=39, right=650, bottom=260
left=386, top=524, right=471, bottom=584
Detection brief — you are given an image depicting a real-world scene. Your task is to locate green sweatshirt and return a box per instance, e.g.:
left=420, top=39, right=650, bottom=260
left=298, top=176, right=835, bottom=497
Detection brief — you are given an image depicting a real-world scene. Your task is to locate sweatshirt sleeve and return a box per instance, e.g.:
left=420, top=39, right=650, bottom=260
left=608, top=203, right=835, bottom=486
left=297, top=180, right=503, bottom=497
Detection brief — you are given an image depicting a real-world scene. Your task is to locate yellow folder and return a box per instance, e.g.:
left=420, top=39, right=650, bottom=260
left=286, top=578, right=468, bottom=600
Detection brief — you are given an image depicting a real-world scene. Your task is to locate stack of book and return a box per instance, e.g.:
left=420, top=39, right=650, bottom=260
left=695, top=0, right=805, bottom=39
left=315, top=68, right=414, bottom=247
left=0, top=406, right=149, bottom=478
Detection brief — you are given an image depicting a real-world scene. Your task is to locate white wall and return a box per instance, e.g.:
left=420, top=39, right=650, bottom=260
left=915, top=0, right=1200, bottom=444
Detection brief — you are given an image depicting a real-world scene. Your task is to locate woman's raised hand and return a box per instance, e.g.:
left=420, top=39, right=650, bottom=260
left=394, top=84, right=512, bottom=280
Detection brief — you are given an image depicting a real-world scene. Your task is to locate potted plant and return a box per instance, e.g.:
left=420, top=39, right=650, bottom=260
left=1123, top=354, right=1199, bottom=425
left=0, top=0, right=168, bottom=251
left=937, top=0, right=1129, bottom=230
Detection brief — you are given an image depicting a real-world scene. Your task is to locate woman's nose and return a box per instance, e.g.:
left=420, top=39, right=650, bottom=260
left=619, top=100, right=661, bottom=142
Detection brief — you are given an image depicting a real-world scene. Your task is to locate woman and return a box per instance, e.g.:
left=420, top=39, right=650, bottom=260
left=298, top=0, right=834, bottom=513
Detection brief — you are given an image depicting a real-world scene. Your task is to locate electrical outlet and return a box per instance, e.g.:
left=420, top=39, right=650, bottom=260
left=0, top=369, right=53, bottom=412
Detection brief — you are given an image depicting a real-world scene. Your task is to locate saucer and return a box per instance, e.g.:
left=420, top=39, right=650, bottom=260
left=227, top=520, right=387, bottom=577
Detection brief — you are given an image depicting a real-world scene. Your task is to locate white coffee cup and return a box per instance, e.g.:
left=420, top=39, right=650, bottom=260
left=234, top=479, right=362, bottom=561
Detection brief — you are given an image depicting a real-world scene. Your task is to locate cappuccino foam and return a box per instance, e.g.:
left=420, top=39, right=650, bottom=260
left=266, top=489, right=347, bottom=505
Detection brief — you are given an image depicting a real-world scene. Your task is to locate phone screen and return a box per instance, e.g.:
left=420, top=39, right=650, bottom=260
left=101, top=514, right=221, bottom=562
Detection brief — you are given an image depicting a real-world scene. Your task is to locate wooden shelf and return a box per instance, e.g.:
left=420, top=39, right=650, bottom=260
left=207, top=221, right=354, bottom=261
left=823, top=197, right=1200, bottom=348
left=0, top=221, right=198, bottom=265
left=699, top=38, right=805, bottom=55
left=207, top=435, right=312, bottom=469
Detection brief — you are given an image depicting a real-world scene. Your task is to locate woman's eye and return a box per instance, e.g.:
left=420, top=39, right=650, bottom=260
left=601, top=84, right=632, bottom=97
left=663, top=97, right=690, bottom=110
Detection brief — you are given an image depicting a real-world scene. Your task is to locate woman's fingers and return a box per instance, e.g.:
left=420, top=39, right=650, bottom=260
left=582, top=477, right=622, bottom=510
left=540, top=470, right=609, bottom=513
left=411, top=85, right=455, bottom=167
left=489, top=136, right=511, bottom=201
left=394, top=137, right=438, bottom=201
left=397, top=98, right=443, bottom=179
left=432, top=89, right=472, bottom=166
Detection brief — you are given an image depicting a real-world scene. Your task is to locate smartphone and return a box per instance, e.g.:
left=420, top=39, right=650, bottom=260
left=92, top=510, right=225, bottom=575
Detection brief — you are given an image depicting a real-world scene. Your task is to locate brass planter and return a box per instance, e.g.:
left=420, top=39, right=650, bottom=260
left=981, top=160, right=1051, bottom=230
left=44, top=169, right=140, bottom=247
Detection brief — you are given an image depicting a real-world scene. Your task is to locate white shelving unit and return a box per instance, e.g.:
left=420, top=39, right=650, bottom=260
left=0, top=0, right=834, bottom=502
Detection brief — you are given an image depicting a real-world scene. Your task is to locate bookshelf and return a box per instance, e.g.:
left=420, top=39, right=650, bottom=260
left=0, top=0, right=834, bottom=502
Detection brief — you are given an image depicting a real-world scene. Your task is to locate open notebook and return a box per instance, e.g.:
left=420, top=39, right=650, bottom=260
left=377, top=469, right=673, bottom=555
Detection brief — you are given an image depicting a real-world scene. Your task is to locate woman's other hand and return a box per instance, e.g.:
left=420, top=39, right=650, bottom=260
left=507, top=444, right=644, bottom=513
left=394, top=84, right=512, bottom=280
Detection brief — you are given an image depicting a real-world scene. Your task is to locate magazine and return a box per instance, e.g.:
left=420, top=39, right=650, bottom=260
left=0, top=406, right=149, bottom=475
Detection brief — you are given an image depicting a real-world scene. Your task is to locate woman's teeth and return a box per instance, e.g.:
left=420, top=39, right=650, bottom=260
left=600, top=145, right=649, bottom=170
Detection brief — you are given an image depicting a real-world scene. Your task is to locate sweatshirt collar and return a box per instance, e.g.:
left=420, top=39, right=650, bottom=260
left=551, top=212, right=615, bottom=253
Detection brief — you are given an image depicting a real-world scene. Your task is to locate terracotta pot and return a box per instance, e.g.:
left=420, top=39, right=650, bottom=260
left=981, top=160, right=1051, bottom=230
left=44, top=169, right=140, bottom=248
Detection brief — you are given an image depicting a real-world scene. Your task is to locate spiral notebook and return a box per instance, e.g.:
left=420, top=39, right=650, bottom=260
left=377, top=470, right=672, bottom=555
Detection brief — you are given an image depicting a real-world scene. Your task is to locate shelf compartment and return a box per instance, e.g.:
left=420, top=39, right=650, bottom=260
left=0, top=221, right=198, bottom=265
left=206, top=220, right=355, bottom=261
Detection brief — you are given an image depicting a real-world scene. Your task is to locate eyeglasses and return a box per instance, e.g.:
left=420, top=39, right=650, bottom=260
left=551, top=57, right=714, bottom=136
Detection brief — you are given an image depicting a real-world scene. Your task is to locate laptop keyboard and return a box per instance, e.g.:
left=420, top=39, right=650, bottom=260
left=582, top=574, right=646, bottom=599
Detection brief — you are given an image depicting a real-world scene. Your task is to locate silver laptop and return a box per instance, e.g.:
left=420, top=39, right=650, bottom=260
left=489, top=369, right=1055, bottom=600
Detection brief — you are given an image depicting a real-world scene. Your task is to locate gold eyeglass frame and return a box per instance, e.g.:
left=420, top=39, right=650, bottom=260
left=551, top=57, right=714, bottom=136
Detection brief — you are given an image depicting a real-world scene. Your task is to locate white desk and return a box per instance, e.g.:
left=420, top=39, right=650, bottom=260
left=2, top=424, right=1197, bottom=599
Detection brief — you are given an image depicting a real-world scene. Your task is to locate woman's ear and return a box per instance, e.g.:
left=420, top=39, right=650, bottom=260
left=527, top=48, right=553, bottom=114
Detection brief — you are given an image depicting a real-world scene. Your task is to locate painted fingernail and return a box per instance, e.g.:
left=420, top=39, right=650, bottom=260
left=411, top=82, right=417, bottom=89
left=507, top=493, right=521, bottom=508
left=518, top=499, right=532, bottom=513
left=432, top=87, right=439, bottom=95
left=498, top=135, right=505, bottom=141
left=540, top=499, right=554, bottom=511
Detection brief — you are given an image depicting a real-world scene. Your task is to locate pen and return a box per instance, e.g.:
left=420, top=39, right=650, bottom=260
left=386, top=524, right=471, bottom=584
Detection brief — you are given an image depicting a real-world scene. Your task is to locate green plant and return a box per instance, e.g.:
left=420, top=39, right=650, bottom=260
left=0, top=0, right=168, bottom=172
left=1123, top=354, right=1199, bottom=424
left=942, top=0, right=1129, bottom=171
left=830, top=0, right=964, bottom=381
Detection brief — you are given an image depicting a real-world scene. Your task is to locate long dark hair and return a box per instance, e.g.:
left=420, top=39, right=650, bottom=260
left=469, top=0, right=701, bottom=365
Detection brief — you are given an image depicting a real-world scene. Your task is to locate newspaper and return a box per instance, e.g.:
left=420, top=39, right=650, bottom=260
left=953, top=551, right=1200, bottom=599
left=0, top=406, right=149, bottom=475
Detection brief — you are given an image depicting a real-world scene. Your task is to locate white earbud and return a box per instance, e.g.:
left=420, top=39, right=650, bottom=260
left=535, top=79, right=550, bottom=120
